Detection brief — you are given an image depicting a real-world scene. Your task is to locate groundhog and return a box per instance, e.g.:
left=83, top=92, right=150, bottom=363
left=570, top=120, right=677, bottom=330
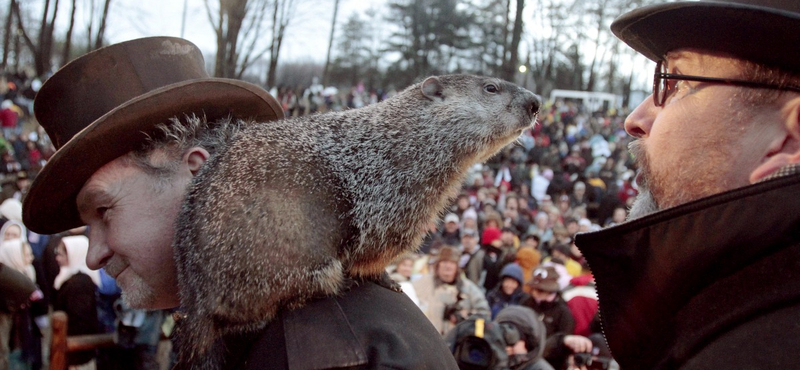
left=173, top=74, right=540, bottom=369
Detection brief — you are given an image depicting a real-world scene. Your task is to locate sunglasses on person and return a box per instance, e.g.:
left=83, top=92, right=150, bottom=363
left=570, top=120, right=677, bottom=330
left=653, top=60, right=800, bottom=107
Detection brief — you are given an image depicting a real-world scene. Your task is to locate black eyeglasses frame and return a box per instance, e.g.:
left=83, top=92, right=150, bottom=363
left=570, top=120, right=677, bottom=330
left=653, top=60, right=800, bottom=107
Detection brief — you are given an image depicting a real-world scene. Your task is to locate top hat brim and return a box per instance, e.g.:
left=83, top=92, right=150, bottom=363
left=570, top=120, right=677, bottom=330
left=611, top=1, right=800, bottom=74
left=22, top=78, right=284, bottom=234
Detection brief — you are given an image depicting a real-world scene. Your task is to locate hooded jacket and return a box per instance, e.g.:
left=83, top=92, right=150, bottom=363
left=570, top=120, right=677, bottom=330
left=575, top=172, right=800, bottom=370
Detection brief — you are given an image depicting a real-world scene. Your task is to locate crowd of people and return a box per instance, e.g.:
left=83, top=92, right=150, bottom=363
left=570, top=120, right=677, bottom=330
left=383, top=98, right=633, bottom=370
left=0, top=72, right=171, bottom=370
left=5, top=1, right=797, bottom=369
left=0, top=62, right=635, bottom=370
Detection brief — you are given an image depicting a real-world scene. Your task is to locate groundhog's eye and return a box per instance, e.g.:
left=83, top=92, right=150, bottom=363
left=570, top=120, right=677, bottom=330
left=484, top=84, right=499, bottom=94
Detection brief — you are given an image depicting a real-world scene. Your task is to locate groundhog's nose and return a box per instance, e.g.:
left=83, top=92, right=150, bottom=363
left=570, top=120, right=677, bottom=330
left=529, top=94, right=541, bottom=116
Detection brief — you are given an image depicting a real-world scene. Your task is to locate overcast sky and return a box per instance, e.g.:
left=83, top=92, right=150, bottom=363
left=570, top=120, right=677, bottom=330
left=95, top=0, right=381, bottom=63
left=33, top=0, right=652, bottom=93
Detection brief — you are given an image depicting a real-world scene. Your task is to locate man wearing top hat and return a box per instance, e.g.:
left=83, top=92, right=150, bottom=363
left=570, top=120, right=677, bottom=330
left=21, top=37, right=457, bottom=369
left=574, top=1, right=800, bottom=369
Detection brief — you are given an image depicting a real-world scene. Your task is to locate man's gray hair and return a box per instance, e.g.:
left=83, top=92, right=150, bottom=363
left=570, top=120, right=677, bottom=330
left=737, top=59, right=800, bottom=106
left=126, top=114, right=247, bottom=189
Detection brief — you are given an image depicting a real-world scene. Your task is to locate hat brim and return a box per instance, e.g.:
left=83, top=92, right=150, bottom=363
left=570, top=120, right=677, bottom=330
left=23, top=79, right=283, bottom=234
left=611, top=1, right=800, bottom=73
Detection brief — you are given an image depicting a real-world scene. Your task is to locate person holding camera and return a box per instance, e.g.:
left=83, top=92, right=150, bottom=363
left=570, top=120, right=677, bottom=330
left=522, top=266, right=593, bottom=370
left=444, top=305, right=554, bottom=370
left=414, top=246, right=490, bottom=334
left=495, top=306, right=554, bottom=370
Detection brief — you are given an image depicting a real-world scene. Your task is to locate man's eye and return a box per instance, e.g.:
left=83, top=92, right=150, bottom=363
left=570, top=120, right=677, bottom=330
left=97, top=207, right=109, bottom=218
left=665, top=79, right=678, bottom=94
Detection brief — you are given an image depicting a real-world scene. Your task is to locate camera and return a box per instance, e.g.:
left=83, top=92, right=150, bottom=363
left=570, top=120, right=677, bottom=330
left=445, top=317, right=513, bottom=370
left=573, top=353, right=612, bottom=370
left=443, top=303, right=466, bottom=323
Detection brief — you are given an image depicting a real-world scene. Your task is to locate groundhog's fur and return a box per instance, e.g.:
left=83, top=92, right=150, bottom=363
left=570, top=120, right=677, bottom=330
left=173, top=74, right=540, bottom=369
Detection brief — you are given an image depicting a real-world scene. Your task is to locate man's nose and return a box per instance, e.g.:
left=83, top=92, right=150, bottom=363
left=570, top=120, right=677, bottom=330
left=86, top=226, right=112, bottom=270
left=624, top=95, right=658, bottom=138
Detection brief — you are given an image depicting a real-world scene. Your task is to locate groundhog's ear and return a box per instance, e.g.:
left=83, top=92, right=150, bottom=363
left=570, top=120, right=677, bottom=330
left=421, top=77, right=445, bottom=102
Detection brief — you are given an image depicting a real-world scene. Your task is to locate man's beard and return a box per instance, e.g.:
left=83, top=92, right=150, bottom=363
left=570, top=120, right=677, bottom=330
left=626, top=138, right=732, bottom=220
left=105, top=255, right=157, bottom=308
left=120, top=276, right=157, bottom=309
left=627, top=140, right=660, bottom=220
left=628, top=187, right=659, bottom=220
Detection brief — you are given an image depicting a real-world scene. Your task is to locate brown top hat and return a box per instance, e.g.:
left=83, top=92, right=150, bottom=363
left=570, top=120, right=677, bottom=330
left=611, top=0, right=800, bottom=73
left=22, top=37, right=283, bottom=234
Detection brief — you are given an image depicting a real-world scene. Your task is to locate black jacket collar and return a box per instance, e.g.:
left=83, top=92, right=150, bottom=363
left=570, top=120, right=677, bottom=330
left=575, top=173, right=800, bottom=369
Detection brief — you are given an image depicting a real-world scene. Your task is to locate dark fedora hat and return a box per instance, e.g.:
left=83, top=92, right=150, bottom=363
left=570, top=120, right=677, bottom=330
left=22, top=37, right=283, bottom=234
left=611, top=0, right=800, bottom=73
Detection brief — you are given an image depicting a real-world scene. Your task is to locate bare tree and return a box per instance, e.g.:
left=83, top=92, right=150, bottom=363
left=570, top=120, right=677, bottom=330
left=2, top=1, right=13, bottom=70
left=527, top=0, right=570, bottom=96
left=265, top=0, right=299, bottom=88
left=61, top=0, right=77, bottom=65
left=321, top=0, right=339, bottom=86
left=501, top=0, right=524, bottom=81
left=206, top=0, right=248, bottom=78
left=93, top=0, right=111, bottom=50
left=10, top=0, right=59, bottom=76
left=204, top=0, right=297, bottom=82
left=81, top=0, right=114, bottom=54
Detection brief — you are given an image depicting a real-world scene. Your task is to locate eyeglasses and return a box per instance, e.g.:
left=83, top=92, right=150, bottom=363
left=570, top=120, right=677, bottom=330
left=653, top=60, right=800, bottom=107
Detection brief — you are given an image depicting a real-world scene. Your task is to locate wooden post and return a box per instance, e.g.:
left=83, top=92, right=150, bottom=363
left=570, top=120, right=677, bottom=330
left=49, top=311, right=68, bottom=370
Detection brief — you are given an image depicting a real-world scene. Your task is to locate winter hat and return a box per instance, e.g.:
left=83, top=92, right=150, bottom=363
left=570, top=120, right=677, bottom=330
left=0, top=239, right=34, bottom=281
left=527, top=266, right=560, bottom=293
left=482, top=227, right=502, bottom=246
left=542, top=168, right=554, bottom=181
left=0, top=220, right=26, bottom=243
left=436, top=246, right=461, bottom=265
left=462, top=228, right=478, bottom=238
left=495, top=306, right=546, bottom=359
left=444, top=213, right=460, bottom=224
left=515, top=247, right=541, bottom=283
left=0, top=198, right=22, bottom=223
left=500, top=263, right=524, bottom=285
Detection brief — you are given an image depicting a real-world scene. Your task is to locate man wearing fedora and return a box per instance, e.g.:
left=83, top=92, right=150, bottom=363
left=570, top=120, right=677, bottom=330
left=574, top=1, right=800, bottom=369
left=21, top=37, right=457, bottom=369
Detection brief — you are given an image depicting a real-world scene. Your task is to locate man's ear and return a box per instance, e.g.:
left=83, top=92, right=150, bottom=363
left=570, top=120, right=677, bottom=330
left=749, top=96, right=800, bottom=183
left=786, top=96, right=800, bottom=143
left=779, top=96, right=800, bottom=163
left=183, top=147, right=210, bottom=176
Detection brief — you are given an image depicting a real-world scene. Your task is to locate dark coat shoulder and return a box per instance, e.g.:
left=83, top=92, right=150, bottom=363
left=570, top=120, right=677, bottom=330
left=232, top=280, right=458, bottom=370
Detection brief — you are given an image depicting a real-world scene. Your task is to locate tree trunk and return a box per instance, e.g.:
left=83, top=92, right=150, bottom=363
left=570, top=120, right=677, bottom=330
left=322, top=0, right=339, bottom=86
left=41, top=0, right=60, bottom=73
left=94, top=0, right=112, bottom=50
left=585, top=2, right=605, bottom=91
left=622, top=66, right=634, bottom=109
left=38, top=0, right=51, bottom=60
left=502, top=0, right=524, bottom=81
left=10, top=0, right=39, bottom=72
left=2, top=0, right=14, bottom=70
left=500, top=0, right=510, bottom=71
left=266, top=0, right=284, bottom=88
left=62, top=0, right=77, bottom=66
left=223, top=0, right=247, bottom=78
left=211, top=0, right=225, bottom=77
